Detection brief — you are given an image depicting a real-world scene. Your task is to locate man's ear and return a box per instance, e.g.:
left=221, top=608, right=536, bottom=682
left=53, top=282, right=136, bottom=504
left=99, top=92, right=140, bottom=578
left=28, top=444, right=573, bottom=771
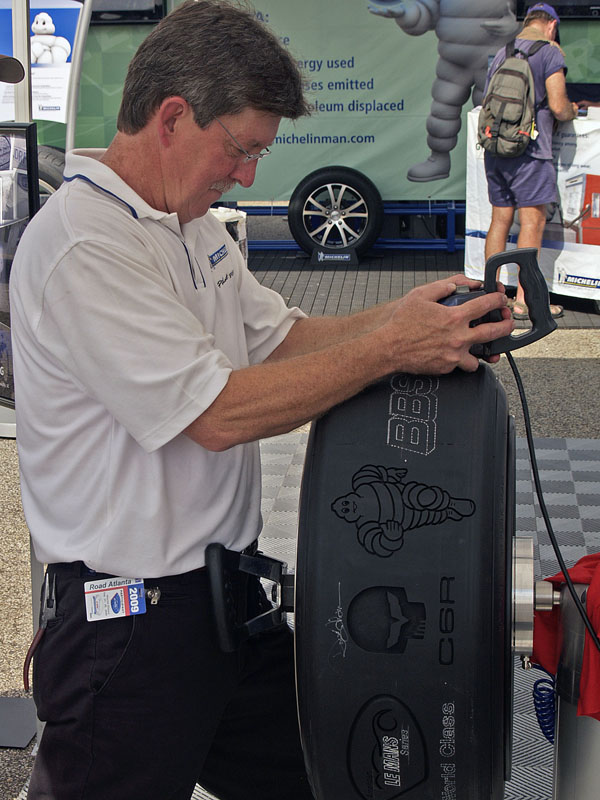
left=156, top=96, right=190, bottom=147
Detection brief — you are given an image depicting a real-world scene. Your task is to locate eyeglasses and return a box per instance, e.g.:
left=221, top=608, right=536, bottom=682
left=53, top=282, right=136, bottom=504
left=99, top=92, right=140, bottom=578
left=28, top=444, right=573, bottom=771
left=214, top=117, right=271, bottom=164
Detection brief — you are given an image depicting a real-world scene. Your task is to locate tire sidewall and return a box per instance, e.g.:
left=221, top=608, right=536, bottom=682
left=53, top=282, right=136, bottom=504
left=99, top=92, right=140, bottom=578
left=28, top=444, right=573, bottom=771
left=37, top=145, right=65, bottom=198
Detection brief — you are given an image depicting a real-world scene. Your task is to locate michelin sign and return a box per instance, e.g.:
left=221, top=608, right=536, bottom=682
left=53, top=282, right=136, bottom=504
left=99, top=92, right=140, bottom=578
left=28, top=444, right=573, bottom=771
left=229, top=0, right=520, bottom=203
left=1, top=0, right=523, bottom=202
left=0, top=0, right=81, bottom=124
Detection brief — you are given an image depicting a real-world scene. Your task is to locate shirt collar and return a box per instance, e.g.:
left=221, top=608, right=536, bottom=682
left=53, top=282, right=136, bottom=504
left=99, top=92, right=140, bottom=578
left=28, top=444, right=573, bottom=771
left=64, top=149, right=184, bottom=236
left=518, top=26, right=565, bottom=56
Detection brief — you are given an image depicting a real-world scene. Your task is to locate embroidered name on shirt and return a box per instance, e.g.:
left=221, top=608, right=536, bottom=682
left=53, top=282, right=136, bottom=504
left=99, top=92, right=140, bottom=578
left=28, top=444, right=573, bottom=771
left=208, top=244, right=228, bottom=268
left=217, top=270, right=234, bottom=288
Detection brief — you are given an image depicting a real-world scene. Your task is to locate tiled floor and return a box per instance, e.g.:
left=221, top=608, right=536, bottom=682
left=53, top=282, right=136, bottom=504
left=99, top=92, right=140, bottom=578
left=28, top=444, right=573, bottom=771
left=248, top=248, right=600, bottom=329
left=190, top=432, right=600, bottom=800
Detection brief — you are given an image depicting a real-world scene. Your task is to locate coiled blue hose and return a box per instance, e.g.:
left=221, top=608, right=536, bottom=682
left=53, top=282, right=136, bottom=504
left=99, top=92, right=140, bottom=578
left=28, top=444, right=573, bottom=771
left=532, top=665, right=556, bottom=744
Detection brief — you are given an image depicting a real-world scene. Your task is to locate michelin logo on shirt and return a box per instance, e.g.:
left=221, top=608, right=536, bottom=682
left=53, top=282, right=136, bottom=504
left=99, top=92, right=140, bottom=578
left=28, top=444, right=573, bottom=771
left=209, top=244, right=235, bottom=288
left=208, top=244, right=228, bottom=269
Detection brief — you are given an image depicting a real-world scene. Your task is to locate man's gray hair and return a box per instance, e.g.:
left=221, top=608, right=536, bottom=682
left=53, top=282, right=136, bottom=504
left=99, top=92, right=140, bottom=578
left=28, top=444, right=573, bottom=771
left=117, top=0, right=309, bottom=134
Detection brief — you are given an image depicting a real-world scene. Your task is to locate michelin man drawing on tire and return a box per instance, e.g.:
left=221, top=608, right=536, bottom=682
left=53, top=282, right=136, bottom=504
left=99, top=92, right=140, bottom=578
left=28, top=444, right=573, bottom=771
left=368, top=0, right=520, bottom=182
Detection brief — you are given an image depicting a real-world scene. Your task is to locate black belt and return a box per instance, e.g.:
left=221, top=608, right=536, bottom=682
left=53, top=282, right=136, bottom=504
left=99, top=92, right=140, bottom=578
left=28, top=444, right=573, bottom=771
left=47, top=539, right=259, bottom=583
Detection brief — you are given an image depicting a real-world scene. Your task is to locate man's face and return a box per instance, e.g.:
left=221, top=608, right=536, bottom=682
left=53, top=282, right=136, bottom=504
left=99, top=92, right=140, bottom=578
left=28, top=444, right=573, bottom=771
left=163, top=107, right=281, bottom=223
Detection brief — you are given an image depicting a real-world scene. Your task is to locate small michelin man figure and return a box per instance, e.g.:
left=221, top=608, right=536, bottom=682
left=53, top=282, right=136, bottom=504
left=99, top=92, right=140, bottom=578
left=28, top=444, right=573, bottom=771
left=30, top=13, right=71, bottom=65
left=331, top=463, right=475, bottom=557
left=368, top=0, right=520, bottom=181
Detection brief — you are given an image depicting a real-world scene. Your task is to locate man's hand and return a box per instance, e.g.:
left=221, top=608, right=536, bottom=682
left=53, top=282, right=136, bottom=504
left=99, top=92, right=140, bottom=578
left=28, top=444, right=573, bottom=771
left=380, top=275, right=513, bottom=375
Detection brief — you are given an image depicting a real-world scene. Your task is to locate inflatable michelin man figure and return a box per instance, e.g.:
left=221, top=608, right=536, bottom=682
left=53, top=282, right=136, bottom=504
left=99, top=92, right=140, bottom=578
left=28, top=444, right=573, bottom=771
left=368, top=0, right=520, bottom=182
left=30, top=13, right=71, bottom=65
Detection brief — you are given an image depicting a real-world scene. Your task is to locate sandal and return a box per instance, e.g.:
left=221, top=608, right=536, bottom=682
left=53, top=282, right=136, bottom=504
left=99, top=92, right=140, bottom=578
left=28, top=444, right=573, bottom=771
left=512, top=301, right=564, bottom=320
left=512, top=301, right=529, bottom=320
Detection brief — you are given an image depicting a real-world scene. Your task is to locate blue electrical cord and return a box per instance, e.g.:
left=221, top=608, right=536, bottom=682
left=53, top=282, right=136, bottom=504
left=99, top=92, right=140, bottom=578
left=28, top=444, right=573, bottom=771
left=531, top=664, right=556, bottom=744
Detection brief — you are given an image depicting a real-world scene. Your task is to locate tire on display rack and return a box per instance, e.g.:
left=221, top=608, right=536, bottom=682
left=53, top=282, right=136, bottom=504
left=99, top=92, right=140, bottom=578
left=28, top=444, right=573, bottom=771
left=288, top=166, right=384, bottom=256
left=37, top=145, right=65, bottom=206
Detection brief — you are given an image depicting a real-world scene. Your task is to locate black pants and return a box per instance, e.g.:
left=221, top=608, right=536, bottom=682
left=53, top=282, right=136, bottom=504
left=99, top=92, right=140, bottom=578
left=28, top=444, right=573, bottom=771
left=28, top=562, right=313, bottom=800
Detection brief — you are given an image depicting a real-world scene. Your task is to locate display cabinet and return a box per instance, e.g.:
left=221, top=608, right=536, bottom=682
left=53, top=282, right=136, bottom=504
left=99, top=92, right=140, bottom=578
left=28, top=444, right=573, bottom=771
left=0, top=122, right=39, bottom=418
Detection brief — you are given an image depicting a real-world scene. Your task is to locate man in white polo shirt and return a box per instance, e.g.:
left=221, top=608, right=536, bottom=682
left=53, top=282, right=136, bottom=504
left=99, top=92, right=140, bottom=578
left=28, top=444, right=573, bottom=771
left=9, top=2, right=513, bottom=798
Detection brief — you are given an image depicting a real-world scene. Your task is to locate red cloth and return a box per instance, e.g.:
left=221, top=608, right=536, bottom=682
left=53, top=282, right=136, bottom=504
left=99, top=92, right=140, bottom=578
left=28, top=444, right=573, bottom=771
left=532, top=552, right=600, bottom=720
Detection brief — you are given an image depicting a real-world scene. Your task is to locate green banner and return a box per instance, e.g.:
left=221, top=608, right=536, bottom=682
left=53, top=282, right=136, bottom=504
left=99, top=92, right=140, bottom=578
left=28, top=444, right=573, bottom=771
left=226, top=0, right=523, bottom=202
left=231, top=0, right=452, bottom=201
left=35, top=1, right=599, bottom=203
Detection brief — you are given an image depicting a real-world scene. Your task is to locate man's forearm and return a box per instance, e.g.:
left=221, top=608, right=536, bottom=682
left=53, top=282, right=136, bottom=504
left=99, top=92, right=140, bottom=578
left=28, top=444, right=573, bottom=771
left=552, top=98, right=578, bottom=122
left=266, top=300, right=399, bottom=361
left=184, top=277, right=513, bottom=451
left=185, top=327, right=394, bottom=451
left=546, top=70, right=578, bottom=121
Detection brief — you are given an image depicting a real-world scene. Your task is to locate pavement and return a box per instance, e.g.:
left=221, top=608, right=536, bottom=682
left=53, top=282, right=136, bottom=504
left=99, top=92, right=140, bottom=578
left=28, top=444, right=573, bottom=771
left=1, top=242, right=599, bottom=799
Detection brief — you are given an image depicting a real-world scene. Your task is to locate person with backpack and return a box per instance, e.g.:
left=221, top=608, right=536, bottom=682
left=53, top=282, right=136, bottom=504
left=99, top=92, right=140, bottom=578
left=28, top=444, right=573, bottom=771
left=481, top=3, right=578, bottom=320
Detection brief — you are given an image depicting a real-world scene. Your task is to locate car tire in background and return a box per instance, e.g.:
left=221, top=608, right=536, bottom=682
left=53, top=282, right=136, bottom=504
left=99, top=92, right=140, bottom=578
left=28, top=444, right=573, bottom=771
left=288, top=166, right=384, bottom=256
left=37, top=145, right=65, bottom=206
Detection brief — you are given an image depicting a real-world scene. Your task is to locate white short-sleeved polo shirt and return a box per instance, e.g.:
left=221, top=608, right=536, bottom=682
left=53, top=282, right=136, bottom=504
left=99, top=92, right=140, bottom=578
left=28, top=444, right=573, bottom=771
left=9, top=149, right=305, bottom=576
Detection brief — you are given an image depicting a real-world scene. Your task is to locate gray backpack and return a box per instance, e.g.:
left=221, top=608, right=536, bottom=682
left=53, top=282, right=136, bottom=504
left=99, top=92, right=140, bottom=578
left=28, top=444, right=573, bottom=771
left=478, top=40, right=548, bottom=157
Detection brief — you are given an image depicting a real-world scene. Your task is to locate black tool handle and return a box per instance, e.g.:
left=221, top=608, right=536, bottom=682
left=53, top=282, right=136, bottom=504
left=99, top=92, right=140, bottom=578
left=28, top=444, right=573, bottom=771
left=206, top=543, right=292, bottom=653
left=482, top=247, right=557, bottom=356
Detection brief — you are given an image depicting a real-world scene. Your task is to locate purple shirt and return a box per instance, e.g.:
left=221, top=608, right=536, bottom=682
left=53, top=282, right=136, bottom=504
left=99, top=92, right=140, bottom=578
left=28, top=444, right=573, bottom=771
left=485, top=39, right=566, bottom=160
